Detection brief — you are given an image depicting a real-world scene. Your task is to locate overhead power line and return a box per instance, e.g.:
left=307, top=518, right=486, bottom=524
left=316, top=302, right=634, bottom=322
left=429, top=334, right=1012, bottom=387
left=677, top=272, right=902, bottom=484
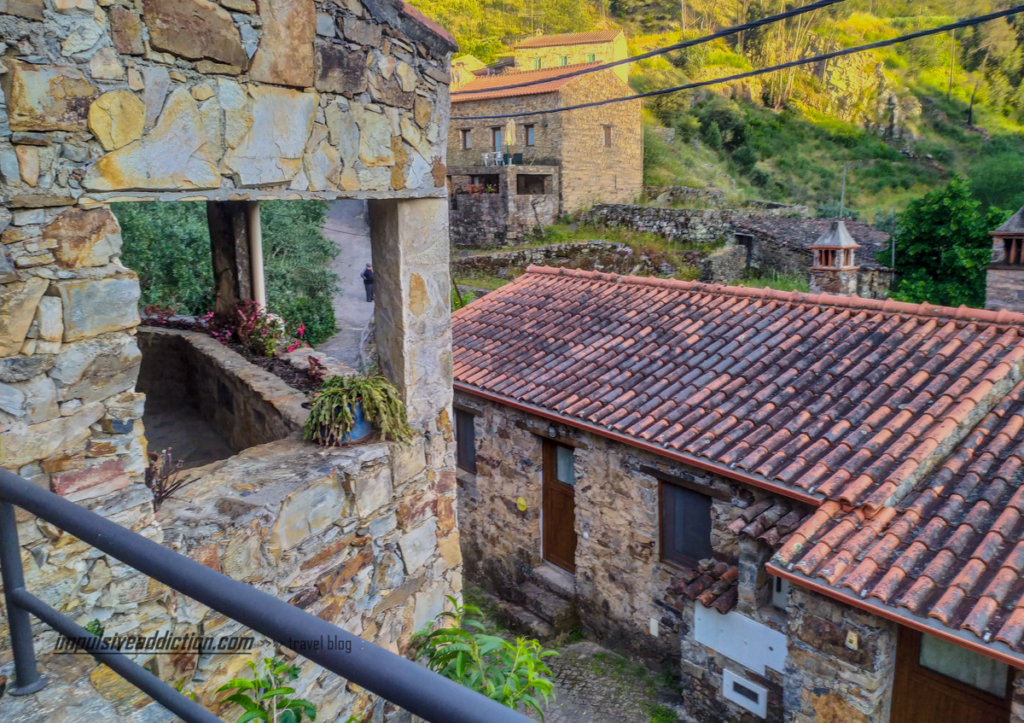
left=453, top=5, right=1024, bottom=120
left=453, top=0, right=845, bottom=97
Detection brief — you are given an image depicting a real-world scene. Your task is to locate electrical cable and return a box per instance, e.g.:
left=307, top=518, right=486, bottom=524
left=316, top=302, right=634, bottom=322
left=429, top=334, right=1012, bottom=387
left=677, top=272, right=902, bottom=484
left=453, top=0, right=846, bottom=96
left=453, top=5, right=1024, bottom=120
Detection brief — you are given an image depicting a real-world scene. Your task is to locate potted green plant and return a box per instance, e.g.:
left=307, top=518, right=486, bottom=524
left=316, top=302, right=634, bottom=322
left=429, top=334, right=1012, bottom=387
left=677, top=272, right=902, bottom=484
left=303, top=375, right=413, bottom=445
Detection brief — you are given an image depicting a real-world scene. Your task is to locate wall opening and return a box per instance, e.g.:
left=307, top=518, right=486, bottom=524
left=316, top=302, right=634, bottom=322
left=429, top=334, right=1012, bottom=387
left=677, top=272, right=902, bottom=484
left=517, top=174, right=550, bottom=195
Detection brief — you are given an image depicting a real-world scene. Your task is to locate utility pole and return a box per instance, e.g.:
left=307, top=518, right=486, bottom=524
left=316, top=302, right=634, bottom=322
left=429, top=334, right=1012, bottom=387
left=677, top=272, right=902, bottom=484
left=947, top=1, right=959, bottom=100
left=680, top=0, right=686, bottom=33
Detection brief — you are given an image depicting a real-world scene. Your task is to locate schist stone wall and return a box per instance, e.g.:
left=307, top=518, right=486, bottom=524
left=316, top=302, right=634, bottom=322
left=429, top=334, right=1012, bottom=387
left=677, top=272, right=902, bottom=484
left=447, top=165, right=559, bottom=248
left=0, top=0, right=459, bottom=718
left=451, top=240, right=687, bottom=279
left=454, top=392, right=815, bottom=723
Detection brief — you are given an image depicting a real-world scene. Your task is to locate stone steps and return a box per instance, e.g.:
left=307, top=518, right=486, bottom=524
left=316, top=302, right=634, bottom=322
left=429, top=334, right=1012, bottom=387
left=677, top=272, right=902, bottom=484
left=509, top=580, right=577, bottom=635
left=496, top=600, right=556, bottom=641
left=531, top=563, right=575, bottom=600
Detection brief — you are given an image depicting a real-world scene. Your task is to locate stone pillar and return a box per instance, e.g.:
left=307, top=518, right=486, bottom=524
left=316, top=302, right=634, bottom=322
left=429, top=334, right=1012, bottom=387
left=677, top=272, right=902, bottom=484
left=207, top=201, right=252, bottom=316
left=736, top=537, right=772, bottom=615
left=784, top=587, right=897, bottom=723
left=809, top=267, right=858, bottom=297
left=368, top=198, right=453, bottom=432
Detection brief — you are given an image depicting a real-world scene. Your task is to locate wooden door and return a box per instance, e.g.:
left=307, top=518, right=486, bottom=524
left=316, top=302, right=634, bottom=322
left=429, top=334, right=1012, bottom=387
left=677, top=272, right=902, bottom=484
left=542, top=440, right=577, bottom=574
left=891, top=627, right=1011, bottom=723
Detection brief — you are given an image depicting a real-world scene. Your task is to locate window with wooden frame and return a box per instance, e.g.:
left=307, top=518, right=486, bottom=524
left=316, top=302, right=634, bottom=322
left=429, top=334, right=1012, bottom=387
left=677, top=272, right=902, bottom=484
left=524, top=124, right=535, bottom=147
left=660, top=480, right=713, bottom=567
left=1004, top=237, right=1024, bottom=265
left=602, top=125, right=613, bottom=147
left=491, top=127, right=503, bottom=151
left=460, top=129, right=471, bottom=150
left=455, top=409, right=477, bottom=474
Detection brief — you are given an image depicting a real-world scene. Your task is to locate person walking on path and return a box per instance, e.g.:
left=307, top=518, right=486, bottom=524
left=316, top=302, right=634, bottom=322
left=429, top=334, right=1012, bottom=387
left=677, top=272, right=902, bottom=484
left=361, top=264, right=374, bottom=302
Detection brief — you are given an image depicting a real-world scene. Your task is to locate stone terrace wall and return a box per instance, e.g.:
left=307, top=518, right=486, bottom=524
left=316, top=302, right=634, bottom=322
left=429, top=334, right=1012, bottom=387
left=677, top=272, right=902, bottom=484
left=581, top=204, right=803, bottom=245
left=644, top=185, right=729, bottom=208
left=137, top=327, right=307, bottom=452
left=452, top=241, right=683, bottom=278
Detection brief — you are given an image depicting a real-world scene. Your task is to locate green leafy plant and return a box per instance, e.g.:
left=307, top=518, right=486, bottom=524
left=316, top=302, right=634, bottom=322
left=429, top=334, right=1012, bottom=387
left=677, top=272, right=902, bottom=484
left=217, top=658, right=316, bottom=723
left=304, top=375, right=413, bottom=445
left=412, top=596, right=558, bottom=721
left=84, top=619, right=104, bottom=638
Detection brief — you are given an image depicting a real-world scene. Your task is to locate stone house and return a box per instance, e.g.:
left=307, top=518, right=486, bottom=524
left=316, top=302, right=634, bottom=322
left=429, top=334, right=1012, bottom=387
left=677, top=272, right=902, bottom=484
left=448, top=65, right=642, bottom=235
left=513, top=30, right=629, bottom=82
left=452, top=264, right=1024, bottom=723
left=0, top=0, right=464, bottom=720
left=446, top=164, right=560, bottom=248
left=988, top=206, right=1024, bottom=313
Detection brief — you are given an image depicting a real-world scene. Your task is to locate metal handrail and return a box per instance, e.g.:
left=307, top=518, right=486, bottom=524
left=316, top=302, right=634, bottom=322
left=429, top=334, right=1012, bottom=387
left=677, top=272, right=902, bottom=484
left=0, top=469, right=531, bottom=723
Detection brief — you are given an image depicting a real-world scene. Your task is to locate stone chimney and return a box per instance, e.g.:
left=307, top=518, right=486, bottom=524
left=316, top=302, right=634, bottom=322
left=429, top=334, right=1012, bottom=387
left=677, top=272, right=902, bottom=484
left=809, top=219, right=860, bottom=297
left=986, top=206, right=1024, bottom=312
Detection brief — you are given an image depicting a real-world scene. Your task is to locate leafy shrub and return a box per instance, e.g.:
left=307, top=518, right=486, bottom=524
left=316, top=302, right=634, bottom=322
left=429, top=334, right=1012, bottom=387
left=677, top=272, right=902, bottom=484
left=412, top=597, right=558, bottom=720
left=815, top=200, right=860, bottom=220
left=673, top=114, right=701, bottom=143
left=701, top=121, right=722, bottom=150
left=749, top=168, right=771, bottom=188
left=732, top=144, right=759, bottom=174
left=304, top=374, right=413, bottom=445
left=234, top=301, right=289, bottom=357
left=217, top=658, right=316, bottom=723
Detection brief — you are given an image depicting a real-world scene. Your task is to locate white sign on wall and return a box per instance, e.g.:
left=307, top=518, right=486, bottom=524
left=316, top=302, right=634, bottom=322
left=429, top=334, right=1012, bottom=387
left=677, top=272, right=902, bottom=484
left=694, top=605, right=787, bottom=675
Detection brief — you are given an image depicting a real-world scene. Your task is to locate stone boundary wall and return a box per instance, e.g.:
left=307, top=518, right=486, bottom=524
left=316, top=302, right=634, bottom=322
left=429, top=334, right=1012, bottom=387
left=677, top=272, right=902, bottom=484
left=581, top=204, right=805, bottom=245
left=137, top=327, right=307, bottom=452
left=452, top=241, right=687, bottom=278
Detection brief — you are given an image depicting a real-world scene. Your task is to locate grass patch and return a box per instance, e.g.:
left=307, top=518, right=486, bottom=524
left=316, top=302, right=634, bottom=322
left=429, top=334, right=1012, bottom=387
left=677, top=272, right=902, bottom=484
left=453, top=274, right=512, bottom=291
left=736, top=270, right=810, bottom=293
left=644, top=703, right=679, bottom=723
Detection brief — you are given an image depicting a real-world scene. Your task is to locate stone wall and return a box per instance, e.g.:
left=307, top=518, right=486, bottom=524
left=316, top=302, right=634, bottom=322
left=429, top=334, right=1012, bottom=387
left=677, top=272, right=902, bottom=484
left=455, top=394, right=788, bottom=666
left=452, top=241, right=684, bottom=278
left=137, top=326, right=306, bottom=453
left=783, top=587, right=897, bottom=723
left=987, top=268, right=1024, bottom=313
left=700, top=244, right=746, bottom=284
left=583, top=204, right=761, bottom=245
left=447, top=165, right=559, bottom=248
left=558, top=71, right=642, bottom=212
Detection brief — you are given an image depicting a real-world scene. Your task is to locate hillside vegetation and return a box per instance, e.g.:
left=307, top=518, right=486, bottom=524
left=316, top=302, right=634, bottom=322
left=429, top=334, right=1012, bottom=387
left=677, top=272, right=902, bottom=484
left=414, top=0, right=1024, bottom=216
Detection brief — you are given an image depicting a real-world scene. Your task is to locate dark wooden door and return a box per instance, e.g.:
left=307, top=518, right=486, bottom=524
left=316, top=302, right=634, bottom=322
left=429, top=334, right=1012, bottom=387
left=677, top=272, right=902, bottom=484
left=892, top=627, right=1011, bottom=723
left=542, top=440, right=577, bottom=574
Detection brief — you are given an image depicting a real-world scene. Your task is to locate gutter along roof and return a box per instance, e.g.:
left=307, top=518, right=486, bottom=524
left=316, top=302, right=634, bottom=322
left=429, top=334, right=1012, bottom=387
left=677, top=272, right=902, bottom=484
left=452, top=266, right=1024, bottom=664
left=514, top=30, right=623, bottom=49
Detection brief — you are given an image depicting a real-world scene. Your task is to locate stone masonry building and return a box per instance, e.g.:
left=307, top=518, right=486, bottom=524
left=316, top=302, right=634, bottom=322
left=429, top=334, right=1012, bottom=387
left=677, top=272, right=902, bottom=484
left=512, top=30, right=629, bottom=82
left=447, top=65, right=642, bottom=247
left=0, top=1, right=464, bottom=720
left=452, top=265, right=1024, bottom=723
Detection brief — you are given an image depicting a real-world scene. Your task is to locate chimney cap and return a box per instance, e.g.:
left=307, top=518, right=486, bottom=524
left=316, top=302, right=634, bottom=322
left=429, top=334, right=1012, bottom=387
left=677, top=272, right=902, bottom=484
left=992, top=207, right=1024, bottom=237
left=810, top=219, right=860, bottom=250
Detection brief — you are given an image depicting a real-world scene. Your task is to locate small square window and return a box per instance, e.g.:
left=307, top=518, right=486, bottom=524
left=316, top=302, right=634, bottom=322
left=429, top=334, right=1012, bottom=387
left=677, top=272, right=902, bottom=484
left=524, top=124, right=535, bottom=147
left=660, top=481, right=712, bottom=567
left=460, top=129, right=471, bottom=150
left=455, top=409, right=476, bottom=473
left=555, top=445, right=575, bottom=486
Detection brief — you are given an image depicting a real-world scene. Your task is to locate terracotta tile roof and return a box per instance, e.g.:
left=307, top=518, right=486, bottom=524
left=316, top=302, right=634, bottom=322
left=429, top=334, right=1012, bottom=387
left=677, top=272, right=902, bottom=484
left=734, top=218, right=891, bottom=271
left=667, top=560, right=739, bottom=614
left=453, top=266, right=1024, bottom=509
left=514, top=30, right=623, bottom=49
left=728, top=498, right=813, bottom=549
left=451, top=63, right=600, bottom=103
left=774, top=380, right=1024, bottom=657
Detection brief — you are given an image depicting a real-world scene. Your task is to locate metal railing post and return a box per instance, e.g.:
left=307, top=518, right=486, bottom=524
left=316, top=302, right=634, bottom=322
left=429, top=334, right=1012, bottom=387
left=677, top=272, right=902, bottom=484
left=0, top=501, right=48, bottom=695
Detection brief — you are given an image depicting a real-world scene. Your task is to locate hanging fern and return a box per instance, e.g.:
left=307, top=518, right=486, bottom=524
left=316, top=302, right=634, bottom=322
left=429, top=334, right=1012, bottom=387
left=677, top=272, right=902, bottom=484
left=304, top=375, right=413, bottom=445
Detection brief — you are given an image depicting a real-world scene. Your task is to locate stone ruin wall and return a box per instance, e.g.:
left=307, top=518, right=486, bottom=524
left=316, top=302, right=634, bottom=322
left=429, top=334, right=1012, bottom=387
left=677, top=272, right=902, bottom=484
left=451, top=240, right=687, bottom=278
left=0, top=0, right=460, bottom=718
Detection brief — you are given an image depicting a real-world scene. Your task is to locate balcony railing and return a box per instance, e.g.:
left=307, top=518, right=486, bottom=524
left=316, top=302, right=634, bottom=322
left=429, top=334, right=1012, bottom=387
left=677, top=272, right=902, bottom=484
left=0, top=468, right=532, bottom=723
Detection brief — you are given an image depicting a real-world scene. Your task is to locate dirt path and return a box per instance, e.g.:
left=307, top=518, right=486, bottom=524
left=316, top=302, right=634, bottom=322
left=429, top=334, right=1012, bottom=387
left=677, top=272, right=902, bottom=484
left=317, top=199, right=373, bottom=367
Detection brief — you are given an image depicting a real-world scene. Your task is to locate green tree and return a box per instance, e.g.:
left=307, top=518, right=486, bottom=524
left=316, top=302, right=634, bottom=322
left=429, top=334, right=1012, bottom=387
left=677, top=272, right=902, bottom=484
left=115, top=201, right=339, bottom=346
left=881, top=177, right=1009, bottom=308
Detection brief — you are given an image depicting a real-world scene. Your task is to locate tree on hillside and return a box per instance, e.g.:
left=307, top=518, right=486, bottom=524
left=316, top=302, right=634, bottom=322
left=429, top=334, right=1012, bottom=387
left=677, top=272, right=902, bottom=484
left=880, top=176, right=1009, bottom=308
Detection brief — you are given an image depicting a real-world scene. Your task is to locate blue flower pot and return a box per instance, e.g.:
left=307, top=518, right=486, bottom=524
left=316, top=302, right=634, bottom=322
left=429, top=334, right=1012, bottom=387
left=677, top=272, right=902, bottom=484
left=339, top=401, right=373, bottom=443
